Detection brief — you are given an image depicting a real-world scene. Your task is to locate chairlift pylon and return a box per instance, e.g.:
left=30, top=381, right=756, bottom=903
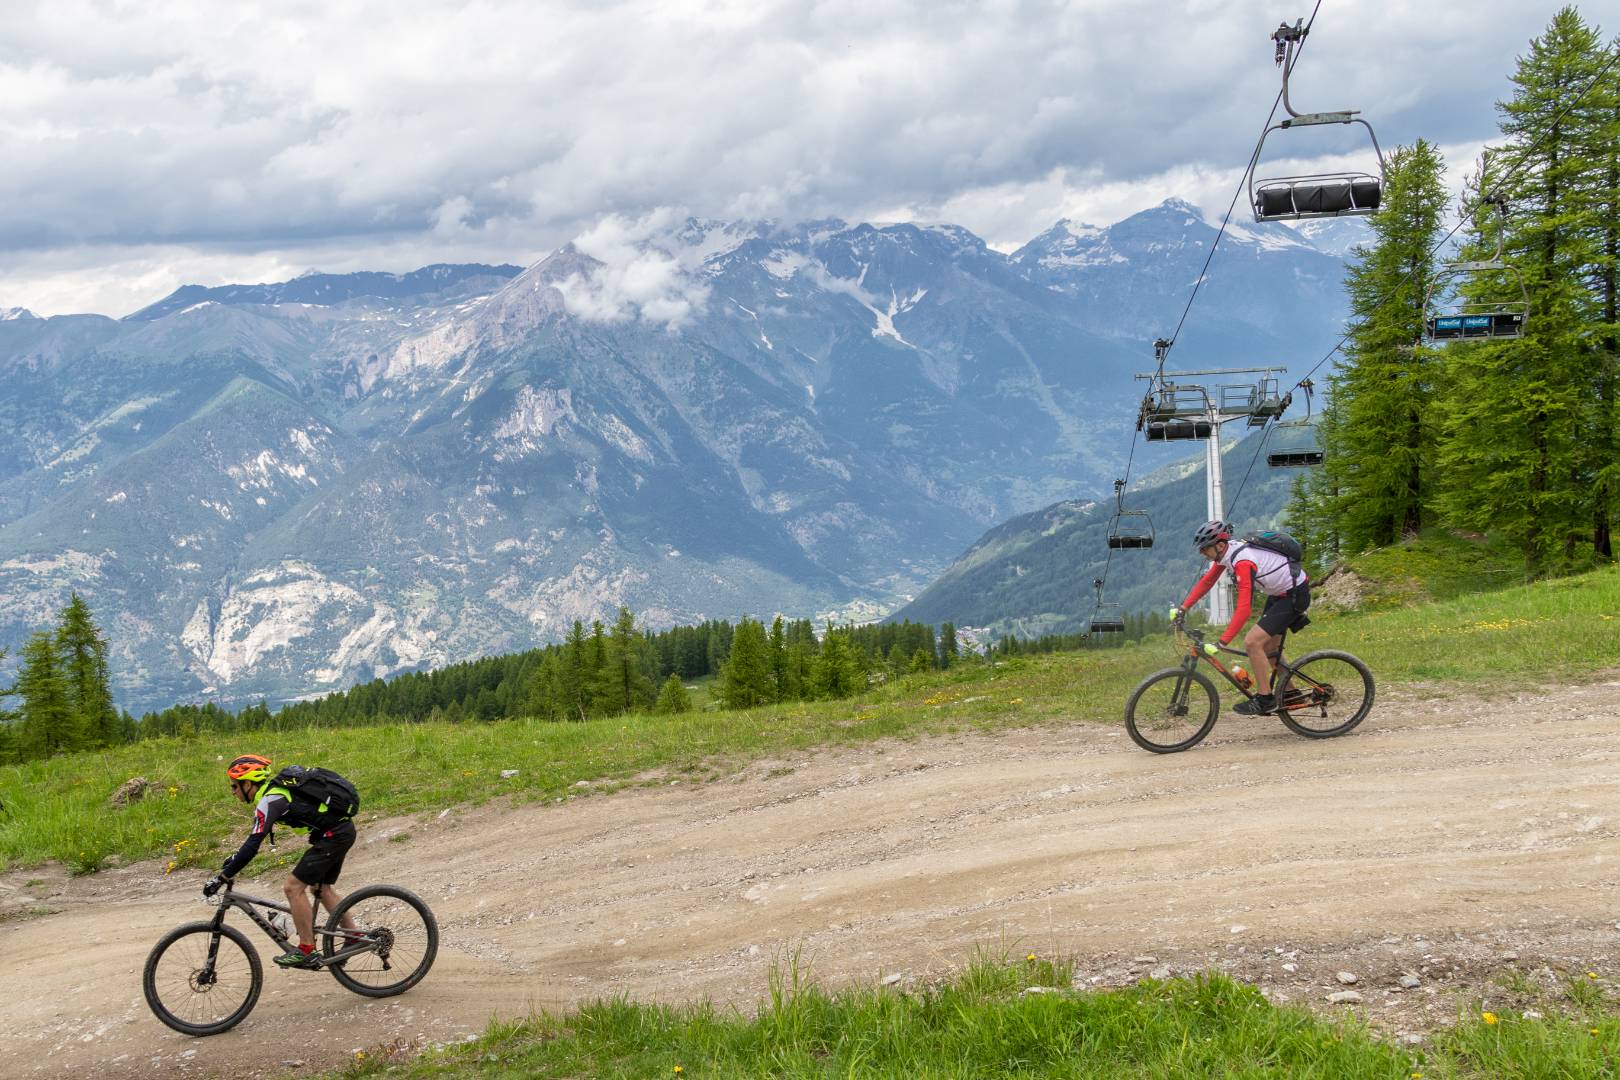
left=1106, top=478, right=1155, bottom=549
left=1423, top=191, right=1530, bottom=343
left=1266, top=381, right=1325, bottom=468
left=1250, top=19, right=1387, bottom=223
left=1089, top=578, right=1126, bottom=635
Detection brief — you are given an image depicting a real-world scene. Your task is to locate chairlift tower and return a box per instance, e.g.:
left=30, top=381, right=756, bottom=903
left=1136, top=349, right=1288, bottom=626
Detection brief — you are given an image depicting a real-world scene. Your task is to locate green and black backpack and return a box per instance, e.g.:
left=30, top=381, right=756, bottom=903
left=271, top=765, right=360, bottom=830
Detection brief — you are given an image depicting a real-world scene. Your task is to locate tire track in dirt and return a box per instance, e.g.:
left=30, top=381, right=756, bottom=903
left=3, top=678, right=1617, bottom=1078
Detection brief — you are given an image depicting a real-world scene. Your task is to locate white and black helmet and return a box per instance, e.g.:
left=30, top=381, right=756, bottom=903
left=1192, top=519, right=1233, bottom=549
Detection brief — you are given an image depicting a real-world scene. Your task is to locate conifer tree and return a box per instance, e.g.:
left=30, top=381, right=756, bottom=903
left=811, top=624, right=862, bottom=699
left=908, top=648, right=932, bottom=676
left=15, top=631, right=78, bottom=758
left=1436, top=10, right=1613, bottom=566
left=599, top=607, right=654, bottom=714
left=654, top=673, right=692, bottom=714
left=1294, top=141, right=1448, bottom=550
left=1571, top=24, right=1620, bottom=555
left=939, top=622, right=958, bottom=668
left=560, top=620, right=591, bottom=720
left=719, top=617, right=774, bottom=708
left=56, top=593, right=119, bottom=748
left=0, top=647, right=15, bottom=765
left=767, top=616, right=790, bottom=700
left=526, top=652, right=566, bottom=720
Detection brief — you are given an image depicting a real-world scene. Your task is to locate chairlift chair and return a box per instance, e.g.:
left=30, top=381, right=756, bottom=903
left=1267, top=432, right=1325, bottom=467
left=1423, top=195, right=1530, bottom=343
left=1266, top=381, right=1325, bottom=467
left=1105, top=479, right=1155, bottom=549
left=1138, top=380, right=1213, bottom=441
left=1144, top=417, right=1214, bottom=442
left=1250, top=19, right=1387, bottom=223
left=1088, top=578, right=1126, bottom=635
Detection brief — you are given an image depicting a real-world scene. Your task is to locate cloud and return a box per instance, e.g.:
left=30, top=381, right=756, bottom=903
left=0, top=0, right=1563, bottom=314
left=552, top=209, right=719, bottom=330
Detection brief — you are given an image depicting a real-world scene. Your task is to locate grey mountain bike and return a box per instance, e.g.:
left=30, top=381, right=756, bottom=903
left=143, top=879, right=438, bottom=1036
left=1124, top=623, right=1375, bottom=753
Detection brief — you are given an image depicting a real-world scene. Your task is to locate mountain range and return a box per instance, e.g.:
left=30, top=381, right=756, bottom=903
left=0, top=201, right=1354, bottom=711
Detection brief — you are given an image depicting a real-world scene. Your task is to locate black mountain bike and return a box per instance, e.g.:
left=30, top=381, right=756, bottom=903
left=143, top=880, right=439, bottom=1036
left=1124, top=624, right=1375, bottom=753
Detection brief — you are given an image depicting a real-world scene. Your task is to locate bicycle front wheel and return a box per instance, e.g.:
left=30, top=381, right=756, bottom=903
left=1125, top=667, right=1220, bottom=753
left=324, top=884, right=439, bottom=998
left=143, top=920, right=263, bottom=1036
left=1276, top=650, right=1375, bottom=738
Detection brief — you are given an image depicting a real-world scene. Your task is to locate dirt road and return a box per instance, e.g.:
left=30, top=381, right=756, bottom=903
left=3, top=678, right=1618, bottom=1078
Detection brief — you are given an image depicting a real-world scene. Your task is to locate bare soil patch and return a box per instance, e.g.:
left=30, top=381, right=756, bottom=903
left=4, top=677, right=1618, bottom=1078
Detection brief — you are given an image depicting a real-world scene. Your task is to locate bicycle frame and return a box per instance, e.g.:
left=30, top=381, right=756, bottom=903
left=201, top=883, right=373, bottom=971
left=1175, top=625, right=1323, bottom=712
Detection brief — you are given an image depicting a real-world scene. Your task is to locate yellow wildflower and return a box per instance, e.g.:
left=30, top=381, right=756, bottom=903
left=1482, top=1012, right=1498, bottom=1025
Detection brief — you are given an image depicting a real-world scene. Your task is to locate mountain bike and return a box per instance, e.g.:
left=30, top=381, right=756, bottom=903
left=1124, top=623, right=1374, bottom=753
left=143, top=879, right=439, bottom=1036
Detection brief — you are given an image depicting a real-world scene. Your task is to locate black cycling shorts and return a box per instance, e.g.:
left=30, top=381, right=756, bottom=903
left=1257, top=580, right=1312, bottom=636
left=292, top=820, right=356, bottom=886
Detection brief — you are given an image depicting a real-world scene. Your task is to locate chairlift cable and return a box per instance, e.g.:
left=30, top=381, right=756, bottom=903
left=1158, top=0, right=1325, bottom=373
left=1223, top=417, right=1277, bottom=519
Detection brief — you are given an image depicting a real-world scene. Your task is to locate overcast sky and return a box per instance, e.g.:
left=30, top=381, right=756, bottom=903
left=0, top=0, right=1590, bottom=317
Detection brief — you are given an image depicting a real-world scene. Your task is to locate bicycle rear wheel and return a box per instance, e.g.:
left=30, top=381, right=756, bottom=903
left=1125, top=667, right=1220, bottom=753
left=1276, top=650, right=1375, bottom=738
left=324, top=884, right=438, bottom=997
left=143, top=921, right=262, bottom=1036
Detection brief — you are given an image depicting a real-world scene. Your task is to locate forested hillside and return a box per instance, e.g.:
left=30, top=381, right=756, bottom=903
left=893, top=430, right=1295, bottom=638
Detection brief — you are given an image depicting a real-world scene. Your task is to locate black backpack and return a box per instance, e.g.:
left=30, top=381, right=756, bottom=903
left=1232, top=530, right=1305, bottom=587
left=271, top=765, right=360, bottom=830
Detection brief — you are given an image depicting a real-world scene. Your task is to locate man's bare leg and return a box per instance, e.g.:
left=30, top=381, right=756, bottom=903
left=1243, top=624, right=1281, bottom=696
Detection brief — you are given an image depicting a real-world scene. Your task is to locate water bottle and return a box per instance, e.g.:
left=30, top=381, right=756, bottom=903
left=1233, top=665, right=1253, bottom=690
left=269, top=910, right=294, bottom=939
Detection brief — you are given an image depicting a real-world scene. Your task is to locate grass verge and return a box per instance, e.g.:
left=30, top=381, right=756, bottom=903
left=1, top=565, right=1617, bottom=874
left=318, top=959, right=1619, bottom=1079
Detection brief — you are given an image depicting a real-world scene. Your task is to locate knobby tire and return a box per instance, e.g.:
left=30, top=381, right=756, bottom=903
left=1125, top=667, right=1220, bottom=753
left=142, top=921, right=263, bottom=1037
left=324, top=884, right=439, bottom=998
left=1276, top=649, right=1376, bottom=738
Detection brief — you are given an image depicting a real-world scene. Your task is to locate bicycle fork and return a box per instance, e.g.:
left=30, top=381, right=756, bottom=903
left=1169, top=663, right=1197, bottom=716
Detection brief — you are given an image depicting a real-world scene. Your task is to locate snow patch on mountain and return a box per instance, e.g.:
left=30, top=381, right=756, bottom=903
left=807, top=262, right=919, bottom=347
left=2, top=307, right=38, bottom=321
left=762, top=249, right=809, bottom=279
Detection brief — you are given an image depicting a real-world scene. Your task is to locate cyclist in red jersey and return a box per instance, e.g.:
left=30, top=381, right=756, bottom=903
left=1170, top=520, right=1311, bottom=715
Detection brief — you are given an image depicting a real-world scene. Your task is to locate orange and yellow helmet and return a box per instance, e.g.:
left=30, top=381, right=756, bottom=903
left=226, top=754, right=273, bottom=783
